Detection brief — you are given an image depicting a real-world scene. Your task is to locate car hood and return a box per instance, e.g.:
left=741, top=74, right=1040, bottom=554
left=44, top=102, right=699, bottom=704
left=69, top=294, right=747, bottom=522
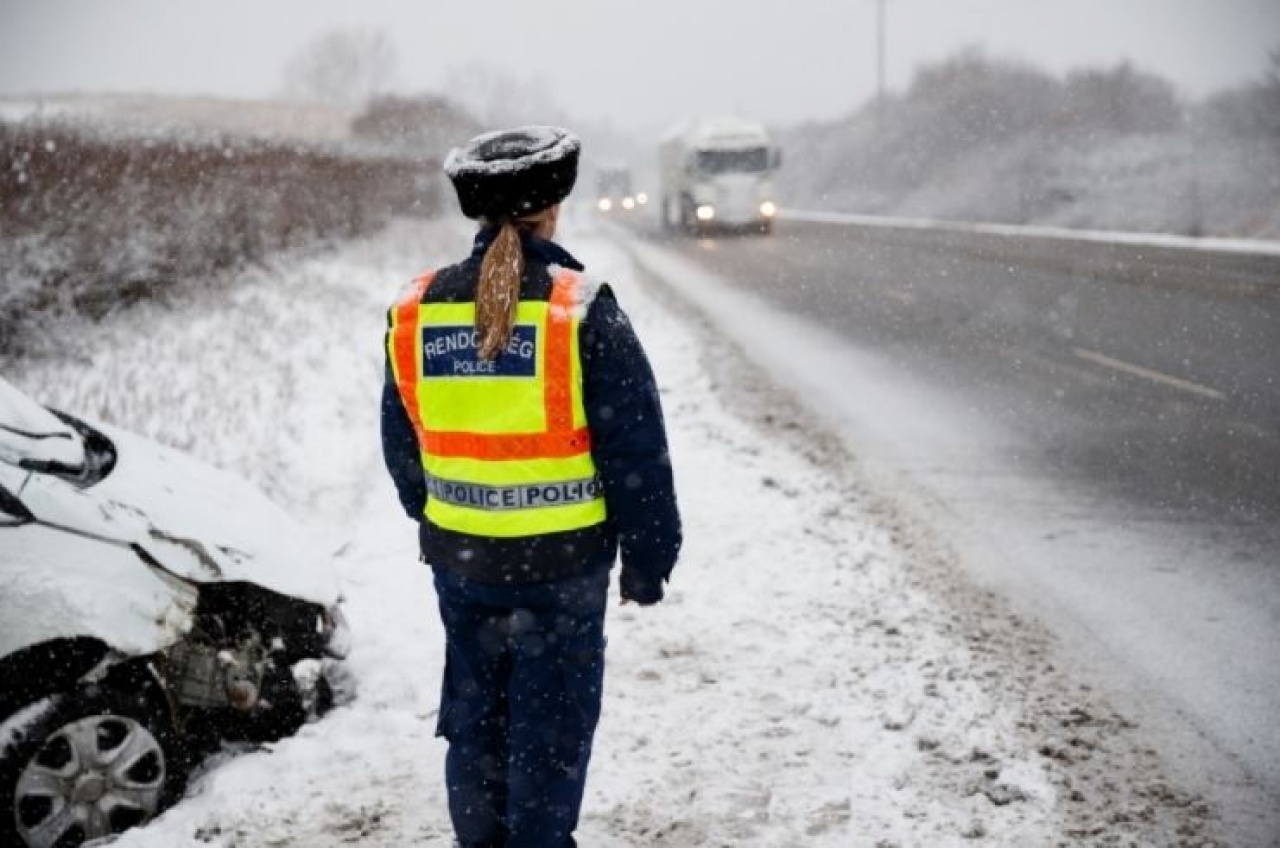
left=0, top=377, right=85, bottom=470
left=78, top=422, right=339, bottom=607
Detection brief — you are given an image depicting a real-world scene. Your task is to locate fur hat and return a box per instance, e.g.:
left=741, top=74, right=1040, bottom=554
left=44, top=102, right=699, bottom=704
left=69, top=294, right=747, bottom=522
left=444, top=126, right=580, bottom=221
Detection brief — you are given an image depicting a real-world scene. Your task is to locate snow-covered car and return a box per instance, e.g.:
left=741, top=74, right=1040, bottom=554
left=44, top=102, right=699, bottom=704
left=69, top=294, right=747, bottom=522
left=0, top=376, right=352, bottom=848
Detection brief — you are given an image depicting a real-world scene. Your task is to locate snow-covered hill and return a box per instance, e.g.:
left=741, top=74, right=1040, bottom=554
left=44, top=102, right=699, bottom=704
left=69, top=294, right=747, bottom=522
left=776, top=53, right=1280, bottom=240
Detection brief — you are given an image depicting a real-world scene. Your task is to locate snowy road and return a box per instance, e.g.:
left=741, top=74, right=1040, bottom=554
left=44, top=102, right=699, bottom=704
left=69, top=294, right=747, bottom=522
left=618, top=217, right=1280, bottom=844
left=5, top=216, right=1227, bottom=845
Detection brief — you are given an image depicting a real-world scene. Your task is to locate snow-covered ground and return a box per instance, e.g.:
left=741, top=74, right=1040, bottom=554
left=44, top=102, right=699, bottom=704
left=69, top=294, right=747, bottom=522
left=4, top=215, right=1218, bottom=845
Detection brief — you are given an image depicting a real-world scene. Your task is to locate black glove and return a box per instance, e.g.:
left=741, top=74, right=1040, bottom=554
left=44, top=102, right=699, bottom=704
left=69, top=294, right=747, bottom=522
left=620, top=566, right=664, bottom=605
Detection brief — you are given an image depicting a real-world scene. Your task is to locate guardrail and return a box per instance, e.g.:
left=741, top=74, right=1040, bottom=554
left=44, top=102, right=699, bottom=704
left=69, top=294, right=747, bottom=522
left=783, top=210, right=1280, bottom=298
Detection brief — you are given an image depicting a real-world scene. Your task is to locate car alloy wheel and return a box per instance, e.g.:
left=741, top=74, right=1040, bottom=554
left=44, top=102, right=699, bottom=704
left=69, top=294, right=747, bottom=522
left=12, top=712, right=167, bottom=848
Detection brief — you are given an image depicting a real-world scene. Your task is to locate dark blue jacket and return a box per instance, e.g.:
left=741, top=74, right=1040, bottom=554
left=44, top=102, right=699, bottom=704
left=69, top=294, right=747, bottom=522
left=381, top=229, right=681, bottom=603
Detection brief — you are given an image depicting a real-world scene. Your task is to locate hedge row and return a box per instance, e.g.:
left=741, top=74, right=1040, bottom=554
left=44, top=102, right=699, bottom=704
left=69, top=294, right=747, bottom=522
left=1, top=120, right=440, bottom=350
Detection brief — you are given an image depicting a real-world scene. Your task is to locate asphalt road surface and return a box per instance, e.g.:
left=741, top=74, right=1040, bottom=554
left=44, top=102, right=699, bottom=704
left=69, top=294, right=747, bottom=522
left=616, top=213, right=1280, bottom=842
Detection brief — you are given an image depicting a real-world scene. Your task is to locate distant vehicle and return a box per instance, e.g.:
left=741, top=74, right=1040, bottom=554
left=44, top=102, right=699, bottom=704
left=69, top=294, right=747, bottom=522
left=0, top=377, right=351, bottom=848
left=658, top=116, right=781, bottom=235
left=594, top=163, right=645, bottom=214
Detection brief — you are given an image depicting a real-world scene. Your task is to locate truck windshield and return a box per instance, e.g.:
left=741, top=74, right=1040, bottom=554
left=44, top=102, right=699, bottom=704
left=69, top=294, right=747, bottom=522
left=694, top=148, right=770, bottom=175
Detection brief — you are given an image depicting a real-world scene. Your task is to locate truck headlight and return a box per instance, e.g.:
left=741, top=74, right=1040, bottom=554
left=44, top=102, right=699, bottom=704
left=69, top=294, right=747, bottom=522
left=622, top=196, right=636, bottom=210
left=597, top=198, right=613, bottom=212
left=759, top=201, right=778, bottom=218
left=636, top=192, right=649, bottom=205
left=696, top=205, right=716, bottom=221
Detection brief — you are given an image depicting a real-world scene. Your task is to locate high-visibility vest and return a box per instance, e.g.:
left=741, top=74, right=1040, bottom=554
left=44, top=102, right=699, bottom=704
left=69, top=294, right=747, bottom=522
left=387, top=267, right=607, bottom=538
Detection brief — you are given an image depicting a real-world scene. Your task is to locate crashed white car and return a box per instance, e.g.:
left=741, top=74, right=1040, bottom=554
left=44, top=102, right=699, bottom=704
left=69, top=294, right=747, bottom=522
left=0, top=376, right=351, bottom=848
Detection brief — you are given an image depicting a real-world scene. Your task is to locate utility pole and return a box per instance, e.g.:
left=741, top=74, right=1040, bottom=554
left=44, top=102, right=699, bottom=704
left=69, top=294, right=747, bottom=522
left=875, top=0, right=888, bottom=129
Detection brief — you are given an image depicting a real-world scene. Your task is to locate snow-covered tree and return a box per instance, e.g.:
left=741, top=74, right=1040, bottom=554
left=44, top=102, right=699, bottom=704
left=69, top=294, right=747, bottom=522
left=282, top=29, right=397, bottom=109
left=1200, top=46, right=1280, bottom=141
left=350, top=94, right=481, bottom=158
left=440, top=63, right=570, bottom=130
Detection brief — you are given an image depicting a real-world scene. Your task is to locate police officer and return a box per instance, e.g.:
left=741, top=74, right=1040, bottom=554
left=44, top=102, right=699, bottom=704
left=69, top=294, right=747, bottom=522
left=380, top=126, right=682, bottom=848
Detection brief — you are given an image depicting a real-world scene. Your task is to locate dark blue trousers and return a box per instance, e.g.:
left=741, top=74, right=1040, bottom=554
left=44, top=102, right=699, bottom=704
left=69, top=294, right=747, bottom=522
left=433, top=563, right=609, bottom=848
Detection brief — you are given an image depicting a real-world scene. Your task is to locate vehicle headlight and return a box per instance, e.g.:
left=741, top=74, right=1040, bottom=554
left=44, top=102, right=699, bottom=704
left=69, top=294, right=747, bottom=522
left=636, top=192, right=649, bottom=205
left=696, top=205, right=716, bottom=221
left=597, top=198, right=613, bottom=212
left=622, top=196, right=636, bottom=210
left=759, top=201, right=778, bottom=218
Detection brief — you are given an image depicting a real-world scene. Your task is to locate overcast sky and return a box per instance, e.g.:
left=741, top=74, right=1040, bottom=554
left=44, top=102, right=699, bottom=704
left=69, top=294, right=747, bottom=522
left=2, top=0, right=1278, bottom=132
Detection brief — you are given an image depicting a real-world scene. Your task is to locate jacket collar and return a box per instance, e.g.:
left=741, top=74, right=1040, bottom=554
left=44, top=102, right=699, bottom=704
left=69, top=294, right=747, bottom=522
left=471, top=227, right=586, bottom=272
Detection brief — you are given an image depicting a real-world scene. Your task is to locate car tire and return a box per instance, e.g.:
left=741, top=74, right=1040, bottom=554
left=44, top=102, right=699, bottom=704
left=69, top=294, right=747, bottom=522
left=0, top=682, right=186, bottom=848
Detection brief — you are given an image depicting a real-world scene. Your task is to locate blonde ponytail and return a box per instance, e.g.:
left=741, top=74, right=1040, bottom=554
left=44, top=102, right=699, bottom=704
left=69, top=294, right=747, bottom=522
left=475, top=220, right=524, bottom=361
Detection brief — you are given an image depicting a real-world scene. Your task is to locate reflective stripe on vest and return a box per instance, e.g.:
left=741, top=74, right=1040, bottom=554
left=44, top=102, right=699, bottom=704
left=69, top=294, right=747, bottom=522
left=387, top=268, right=607, bottom=538
left=425, top=472, right=602, bottom=511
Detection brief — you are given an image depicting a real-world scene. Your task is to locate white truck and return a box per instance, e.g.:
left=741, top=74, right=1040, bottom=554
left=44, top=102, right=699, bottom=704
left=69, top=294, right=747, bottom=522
left=658, top=116, right=781, bottom=235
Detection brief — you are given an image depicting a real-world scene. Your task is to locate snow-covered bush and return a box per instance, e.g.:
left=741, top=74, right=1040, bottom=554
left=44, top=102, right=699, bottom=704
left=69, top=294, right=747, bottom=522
left=0, top=119, right=442, bottom=351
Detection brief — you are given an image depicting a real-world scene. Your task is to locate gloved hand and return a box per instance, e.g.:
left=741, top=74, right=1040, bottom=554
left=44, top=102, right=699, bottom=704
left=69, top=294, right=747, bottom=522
left=620, top=566, right=664, bottom=606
